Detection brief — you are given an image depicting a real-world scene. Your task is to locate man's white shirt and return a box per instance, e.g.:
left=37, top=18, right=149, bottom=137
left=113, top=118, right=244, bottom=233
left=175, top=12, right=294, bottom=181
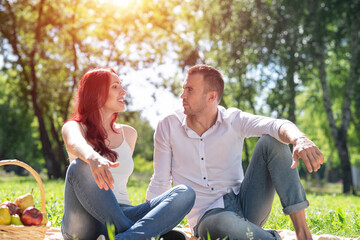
left=146, top=106, right=290, bottom=229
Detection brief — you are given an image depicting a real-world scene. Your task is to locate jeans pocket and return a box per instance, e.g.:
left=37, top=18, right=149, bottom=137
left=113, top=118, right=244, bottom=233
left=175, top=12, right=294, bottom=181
left=223, top=190, right=236, bottom=201
left=223, top=191, right=243, bottom=215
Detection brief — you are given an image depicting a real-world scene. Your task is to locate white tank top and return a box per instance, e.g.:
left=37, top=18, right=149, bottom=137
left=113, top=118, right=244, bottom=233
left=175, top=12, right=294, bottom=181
left=67, top=122, right=134, bottom=205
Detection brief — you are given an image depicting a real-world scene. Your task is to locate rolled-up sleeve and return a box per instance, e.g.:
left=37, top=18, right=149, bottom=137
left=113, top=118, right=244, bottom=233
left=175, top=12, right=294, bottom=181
left=146, top=119, right=173, bottom=200
left=233, top=110, right=291, bottom=144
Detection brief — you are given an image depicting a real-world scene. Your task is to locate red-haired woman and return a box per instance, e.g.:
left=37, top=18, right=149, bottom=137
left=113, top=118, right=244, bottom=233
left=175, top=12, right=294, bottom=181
left=61, top=68, right=195, bottom=240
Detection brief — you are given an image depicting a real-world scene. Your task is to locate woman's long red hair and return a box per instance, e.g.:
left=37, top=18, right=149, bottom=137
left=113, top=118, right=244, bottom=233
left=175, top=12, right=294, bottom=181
left=70, top=68, right=119, bottom=162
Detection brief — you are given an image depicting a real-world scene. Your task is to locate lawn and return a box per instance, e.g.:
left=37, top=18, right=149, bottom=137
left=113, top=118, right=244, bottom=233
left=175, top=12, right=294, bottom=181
left=1, top=157, right=360, bottom=238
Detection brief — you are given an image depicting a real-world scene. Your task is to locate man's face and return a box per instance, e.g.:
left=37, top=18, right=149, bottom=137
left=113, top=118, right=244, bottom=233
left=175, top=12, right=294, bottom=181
left=180, top=73, right=208, bottom=116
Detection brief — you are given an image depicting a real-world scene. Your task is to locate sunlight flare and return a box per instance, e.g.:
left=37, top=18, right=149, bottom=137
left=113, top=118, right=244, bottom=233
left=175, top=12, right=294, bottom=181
left=100, top=0, right=133, bottom=8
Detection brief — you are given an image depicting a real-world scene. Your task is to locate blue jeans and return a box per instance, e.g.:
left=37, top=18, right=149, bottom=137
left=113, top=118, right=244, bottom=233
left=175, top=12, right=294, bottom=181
left=195, top=135, right=309, bottom=240
left=61, top=159, right=195, bottom=240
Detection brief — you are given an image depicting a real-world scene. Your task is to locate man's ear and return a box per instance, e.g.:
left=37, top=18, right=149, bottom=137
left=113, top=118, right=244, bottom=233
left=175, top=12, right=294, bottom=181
left=208, top=91, right=218, bottom=102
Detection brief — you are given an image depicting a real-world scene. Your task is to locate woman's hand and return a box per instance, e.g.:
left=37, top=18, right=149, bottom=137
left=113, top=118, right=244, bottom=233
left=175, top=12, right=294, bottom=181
left=88, top=157, right=120, bottom=191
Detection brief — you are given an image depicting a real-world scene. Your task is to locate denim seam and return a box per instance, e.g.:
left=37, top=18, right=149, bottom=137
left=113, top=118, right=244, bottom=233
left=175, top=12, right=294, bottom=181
left=71, top=173, right=108, bottom=224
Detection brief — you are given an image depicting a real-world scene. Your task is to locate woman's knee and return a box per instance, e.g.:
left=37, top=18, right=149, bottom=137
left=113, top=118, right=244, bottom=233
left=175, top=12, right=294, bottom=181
left=167, top=185, right=196, bottom=212
left=66, top=159, right=92, bottom=183
left=175, top=185, right=196, bottom=203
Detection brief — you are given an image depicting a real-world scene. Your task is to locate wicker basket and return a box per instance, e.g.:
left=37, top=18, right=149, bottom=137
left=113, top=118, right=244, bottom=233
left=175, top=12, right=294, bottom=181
left=0, top=159, right=50, bottom=240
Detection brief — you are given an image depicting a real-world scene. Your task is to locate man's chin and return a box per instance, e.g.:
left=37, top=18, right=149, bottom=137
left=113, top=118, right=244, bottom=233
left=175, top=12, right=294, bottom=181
left=183, top=109, right=194, bottom=116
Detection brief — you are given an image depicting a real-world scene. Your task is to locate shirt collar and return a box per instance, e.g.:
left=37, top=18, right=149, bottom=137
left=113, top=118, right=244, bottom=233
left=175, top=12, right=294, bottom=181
left=176, top=106, right=224, bottom=129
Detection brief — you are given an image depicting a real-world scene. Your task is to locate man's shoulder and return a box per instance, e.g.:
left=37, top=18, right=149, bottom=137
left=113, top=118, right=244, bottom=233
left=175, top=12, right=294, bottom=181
left=159, top=109, right=184, bottom=125
left=218, top=106, right=243, bottom=119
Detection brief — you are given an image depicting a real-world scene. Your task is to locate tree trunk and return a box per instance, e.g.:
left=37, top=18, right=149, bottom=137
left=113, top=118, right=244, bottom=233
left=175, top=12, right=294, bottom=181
left=50, top=119, right=67, bottom=177
left=29, top=0, right=62, bottom=178
left=335, top=129, right=353, bottom=193
left=286, top=46, right=297, bottom=124
left=317, top=39, right=355, bottom=194
left=33, top=103, right=62, bottom=178
left=4, top=0, right=62, bottom=178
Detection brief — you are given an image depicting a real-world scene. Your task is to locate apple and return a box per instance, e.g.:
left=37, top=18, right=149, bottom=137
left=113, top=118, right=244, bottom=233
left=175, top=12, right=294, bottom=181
left=0, top=206, right=11, bottom=225
left=10, top=214, right=23, bottom=225
left=1, top=201, right=20, bottom=215
left=21, top=207, right=43, bottom=226
left=15, top=193, right=34, bottom=213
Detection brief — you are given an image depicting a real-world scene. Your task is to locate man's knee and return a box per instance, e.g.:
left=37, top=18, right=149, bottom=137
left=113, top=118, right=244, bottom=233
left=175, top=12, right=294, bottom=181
left=258, top=135, right=280, bottom=146
left=198, top=211, right=243, bottom=239
left=257, top=135, right=290, bottom=153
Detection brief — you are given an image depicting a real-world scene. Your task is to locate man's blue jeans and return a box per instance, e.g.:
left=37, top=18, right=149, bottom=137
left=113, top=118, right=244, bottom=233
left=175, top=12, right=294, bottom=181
left=61, top=159, right=195, bottom=240
left=195, top=135, right=309, bottom=240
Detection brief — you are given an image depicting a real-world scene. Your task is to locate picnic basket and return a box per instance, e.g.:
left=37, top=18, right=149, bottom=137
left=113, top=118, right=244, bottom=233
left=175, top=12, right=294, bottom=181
left=0, top=159, right=50, bottom=240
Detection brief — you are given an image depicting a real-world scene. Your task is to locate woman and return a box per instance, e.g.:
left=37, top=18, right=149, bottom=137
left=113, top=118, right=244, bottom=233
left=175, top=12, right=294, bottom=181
left=61, top=68, right=195, bottom=240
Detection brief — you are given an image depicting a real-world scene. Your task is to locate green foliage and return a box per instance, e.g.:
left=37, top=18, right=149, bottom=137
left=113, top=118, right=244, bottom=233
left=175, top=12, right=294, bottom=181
left=168, top=0, right=360, bottom=193
left=0, top=0, right=181, bottom=177
left=0, top=0, right=359, bottom=193
left=0, top=74, right=43, bottom=171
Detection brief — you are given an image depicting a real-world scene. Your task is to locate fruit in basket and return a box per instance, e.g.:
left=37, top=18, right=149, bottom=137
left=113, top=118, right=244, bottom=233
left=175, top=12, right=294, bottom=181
left=0, top=206, right=11, bottom=225
left=21, top=206, right=43, bottom=226
left=10, top=214, right=23, bottom=225
left=15, top=193, right=34, bottom=212
left=1, top=201, right=20, bottom=215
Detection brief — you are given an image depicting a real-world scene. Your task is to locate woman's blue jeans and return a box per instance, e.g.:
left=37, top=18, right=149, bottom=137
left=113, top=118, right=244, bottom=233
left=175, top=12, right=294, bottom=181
left=61, top=159, right=195, bottom=240
left=195, top=135, right=309, bottom=240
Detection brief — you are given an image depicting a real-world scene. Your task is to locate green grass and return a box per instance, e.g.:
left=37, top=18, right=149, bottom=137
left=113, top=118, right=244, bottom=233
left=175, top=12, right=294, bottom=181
left=264, top=194, right=360, bottom=238
left=1, top=158, right=360, bottom=238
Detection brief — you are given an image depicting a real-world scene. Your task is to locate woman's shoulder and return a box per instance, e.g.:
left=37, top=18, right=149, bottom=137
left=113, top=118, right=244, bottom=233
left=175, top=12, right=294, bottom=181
left=114, top=123, right=137, bottom=137
left=62, top=120, right=80, bottom=132
left=61, top=120, right=86, bottom=140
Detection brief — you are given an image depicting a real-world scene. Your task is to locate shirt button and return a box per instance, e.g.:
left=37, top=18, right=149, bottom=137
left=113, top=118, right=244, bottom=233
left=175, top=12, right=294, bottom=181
left=211, top=188, right=214, bottom=191
left=200, top=139, right=203, bottom=141
left=201, top=157, right=204, bottom=160
left=203, top=177, right=206, bottom=180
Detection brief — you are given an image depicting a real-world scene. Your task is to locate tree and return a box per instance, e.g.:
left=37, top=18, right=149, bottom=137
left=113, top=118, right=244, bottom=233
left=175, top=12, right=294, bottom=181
left=0, top=0, right=183, bottom=177
left=0, top=72, right=43, bottom=172
left=163, top=0, right=360, bottom=193
left=303, top=0, right=359, bottom=193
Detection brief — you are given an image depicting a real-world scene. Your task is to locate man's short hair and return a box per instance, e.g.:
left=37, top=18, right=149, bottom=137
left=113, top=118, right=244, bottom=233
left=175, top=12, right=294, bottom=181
left=187, top=64, right=224, bottom=102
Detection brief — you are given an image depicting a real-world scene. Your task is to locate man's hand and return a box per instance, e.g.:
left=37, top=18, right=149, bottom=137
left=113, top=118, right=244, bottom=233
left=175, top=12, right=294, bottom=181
left=291, top=136, right=324, bottom=172
left=88, top=157, right=120, bottom=191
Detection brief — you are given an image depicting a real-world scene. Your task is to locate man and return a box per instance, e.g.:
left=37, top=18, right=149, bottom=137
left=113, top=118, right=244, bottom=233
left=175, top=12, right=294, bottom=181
left=146, top=64, right=323, bottom=240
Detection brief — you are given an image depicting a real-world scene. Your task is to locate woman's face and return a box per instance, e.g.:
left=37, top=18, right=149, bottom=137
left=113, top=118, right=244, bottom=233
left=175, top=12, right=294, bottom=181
left=102, top=73, right=126, bottom=114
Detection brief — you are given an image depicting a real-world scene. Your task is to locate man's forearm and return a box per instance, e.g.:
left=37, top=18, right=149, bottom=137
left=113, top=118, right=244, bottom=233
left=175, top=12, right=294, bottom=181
left=278, top=122, right=307, bottom=145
